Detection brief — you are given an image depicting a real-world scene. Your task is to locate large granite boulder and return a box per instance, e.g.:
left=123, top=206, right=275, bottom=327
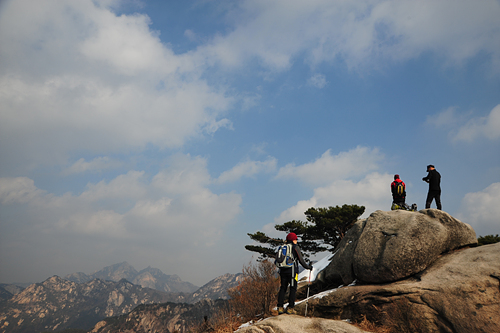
left=295, top=243, right=500, bottom=333
left=236, top=314, right=370, bottom=333
left=322, top=209, right=477, bottom=285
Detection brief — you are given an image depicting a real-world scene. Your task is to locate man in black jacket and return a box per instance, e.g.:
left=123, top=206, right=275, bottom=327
left=422, top=164, right=442, bottom=210
left=277, top=232, right=312, bottom=315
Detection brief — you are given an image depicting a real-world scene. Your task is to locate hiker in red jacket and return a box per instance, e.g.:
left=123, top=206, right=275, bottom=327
left=391, top=174, right=406, bottom=209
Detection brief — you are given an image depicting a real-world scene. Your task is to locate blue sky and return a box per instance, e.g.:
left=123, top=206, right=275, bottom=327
left=0, top=0, right=499, bottom=286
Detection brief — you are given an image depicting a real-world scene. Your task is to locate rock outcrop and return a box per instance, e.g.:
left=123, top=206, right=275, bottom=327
left=322, top=209, right=477, bottom=285
left=295, top=242, right=500, bottom=333
left=236, top=314, right=370, bottom=333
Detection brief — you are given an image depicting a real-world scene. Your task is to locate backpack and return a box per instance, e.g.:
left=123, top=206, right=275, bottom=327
left=395, top=182, right=405, bottom=197
left=275, top=243, right=295, bottom=268
left=391, top=202, right=417, bottom=212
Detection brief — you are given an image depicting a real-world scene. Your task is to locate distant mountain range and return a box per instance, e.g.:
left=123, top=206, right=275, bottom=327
left=0, top=276, right=181, bottom=333
left=0, top=263, right=242, bottom=333
left=89, top=298, right=229, bottom=333
left=64, top=261, right=199, bottom=293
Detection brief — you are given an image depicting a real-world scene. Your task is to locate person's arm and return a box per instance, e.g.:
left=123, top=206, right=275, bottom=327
left=294, top=245, right=312, bottom=270
left=422, top=172, right=431, bottom=183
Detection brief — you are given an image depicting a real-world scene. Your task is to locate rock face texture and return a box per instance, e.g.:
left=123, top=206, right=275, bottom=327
left=236, top=314, right=370, bottom=333
left=322, top=209, right=477, bottom=285
left=296, top=242, right=500, bottom=333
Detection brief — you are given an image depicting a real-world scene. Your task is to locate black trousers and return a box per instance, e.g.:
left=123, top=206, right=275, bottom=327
left=277, top=270, right=297, bottom=308
left=426, top=190, right=442, bottom=210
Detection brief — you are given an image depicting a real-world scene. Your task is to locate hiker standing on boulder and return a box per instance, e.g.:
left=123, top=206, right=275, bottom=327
left=391, top=174, right=406, bottom=209
left=422, top=164, right=442, bottom=210
left=276, top=232, right=312, bottom=315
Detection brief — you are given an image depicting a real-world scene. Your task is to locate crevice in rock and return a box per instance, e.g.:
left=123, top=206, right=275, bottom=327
left=490, top=274, right=500, bottom=293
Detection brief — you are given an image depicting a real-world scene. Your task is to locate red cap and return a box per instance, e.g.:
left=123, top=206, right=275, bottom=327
left=286, top=233, right=298, bottom=241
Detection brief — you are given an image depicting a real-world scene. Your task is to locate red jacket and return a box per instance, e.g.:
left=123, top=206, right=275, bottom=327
left=391, top=179, right=406, bottom=200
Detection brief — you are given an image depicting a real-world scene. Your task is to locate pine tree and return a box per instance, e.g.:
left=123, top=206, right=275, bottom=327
left=246, top=204, right=365, bottom=259
left=477, top=234, right=500, bottom=246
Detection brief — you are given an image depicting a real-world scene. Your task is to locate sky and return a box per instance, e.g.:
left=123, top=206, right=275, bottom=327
left=0, top=0, right=499, bottom=287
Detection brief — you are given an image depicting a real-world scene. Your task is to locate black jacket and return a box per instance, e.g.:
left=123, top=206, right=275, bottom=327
left=423, top=169, right=441, bottom=191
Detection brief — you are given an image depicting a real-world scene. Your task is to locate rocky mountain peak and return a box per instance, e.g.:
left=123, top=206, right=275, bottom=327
left=190, top=272, right=243, bottom=303
left=1, top=269, right=244, bottom=332
left=64, top=262, right=199, bottom=294
left=92, top=261, right=138, bottom=282
left=0, top=275, right=184, bottom=332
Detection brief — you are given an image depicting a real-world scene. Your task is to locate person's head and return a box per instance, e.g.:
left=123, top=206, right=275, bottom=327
left=394, top=174, right=400, bottom=180
left=286, top=232, right=298, bottom=244
left=427, top=164, right=435, bottom=172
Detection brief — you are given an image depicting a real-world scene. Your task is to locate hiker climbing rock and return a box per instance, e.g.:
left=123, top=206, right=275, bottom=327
left=422, top=164, right=442, bottom=210
left=275, top=232, right=312, bottom=315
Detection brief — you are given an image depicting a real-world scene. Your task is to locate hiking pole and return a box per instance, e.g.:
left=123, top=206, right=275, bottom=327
left=304, top=269, right=311, bottom=317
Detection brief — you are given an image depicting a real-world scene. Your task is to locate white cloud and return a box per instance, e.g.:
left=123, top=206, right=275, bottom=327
left=426, top=106, right=461, bottom=128
left=152, top=154, right=212, bottom=194
left=203, top=118, right=234, bottom=135
left=0, top=0, right=232, bottom=170
left=80, top=170, right=148, bottom=202
left=203, top=0, right=500, bottom=71
left=1, top=0, right=498, bottom=285
left=275, top=172, right=393, bottom=223
left=79, top=9, right=174, bottom=76
left=456, top=182, right=500, bottom=236
left=453, top=104, right=500, bottom=142
left=427, top=104, right=500, bottom=143
left=0, top=154, right=242, bottom=284
left=63, top=157, right=122, bottom=175
left=1, top=0, right=499, bottom=172
left=307, top=73, right=328, bottom=88
left=216, top=157, right=277, bottom=184
left=0, top=177, right=47, bottom=205
left=276, top=146, right=383, bottom=187
left=57, top=209, right=128, bottom=238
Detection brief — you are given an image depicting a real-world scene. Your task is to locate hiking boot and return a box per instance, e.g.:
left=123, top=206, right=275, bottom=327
left=278, top=307, right=285, bottom=315
left=286, top=307, right=297, bottom=315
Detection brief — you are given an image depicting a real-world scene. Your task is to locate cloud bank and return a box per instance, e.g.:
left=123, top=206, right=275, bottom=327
left=428, top=104, right=500, bottom=143
left=203, top=0, right=500, bottom=71
left=457, top=182, right=500, bottom=237
left=0, top=154, right=242, bottom=284
left=0, top=0, right=499, bottom=285
left=0, top=0, right=232, bottom=171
